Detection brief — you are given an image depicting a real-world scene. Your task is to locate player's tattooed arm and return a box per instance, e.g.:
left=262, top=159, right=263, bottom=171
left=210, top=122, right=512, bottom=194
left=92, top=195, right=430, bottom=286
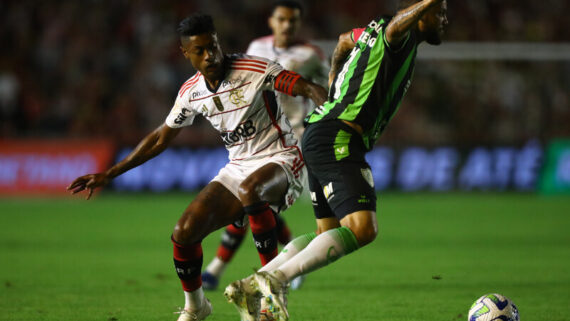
left=328, top=31, right=355, bottom=86
left=385, top=0, right=443, bottom=47
left=105, top=124, right=181, bottom=179
left=67, top=124, right=181, bottom=199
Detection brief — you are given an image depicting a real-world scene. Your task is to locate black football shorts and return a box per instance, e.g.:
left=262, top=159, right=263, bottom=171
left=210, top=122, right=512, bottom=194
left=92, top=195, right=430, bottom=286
left=301, top=120, right=377, bottom=220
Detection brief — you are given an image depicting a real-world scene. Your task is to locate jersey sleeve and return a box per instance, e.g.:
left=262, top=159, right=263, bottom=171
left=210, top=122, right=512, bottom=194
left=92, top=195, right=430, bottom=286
left=246, top=55, right=302, bottom=96
left=260, top=59, right=285, bottom=89
left=351, top=28, right=365, bottom=43
left=383, top=30, right=412, bottom=53
left=382, top=17, right=413, bottom=53
left=260, top=59, right=300, bottom=96
left=165, top=92, right=197, bottom=128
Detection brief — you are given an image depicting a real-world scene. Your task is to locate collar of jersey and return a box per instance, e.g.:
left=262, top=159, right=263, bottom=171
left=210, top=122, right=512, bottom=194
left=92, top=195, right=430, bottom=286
left=204, top=56, right=231, bottom=93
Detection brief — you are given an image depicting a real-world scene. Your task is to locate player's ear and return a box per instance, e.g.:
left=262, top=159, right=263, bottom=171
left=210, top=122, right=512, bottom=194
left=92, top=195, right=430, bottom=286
left=268, top=15, right=278, bottom=30
left=180, top=46, right=189, bottom=59
left=417, top=15, right=427, bottom=32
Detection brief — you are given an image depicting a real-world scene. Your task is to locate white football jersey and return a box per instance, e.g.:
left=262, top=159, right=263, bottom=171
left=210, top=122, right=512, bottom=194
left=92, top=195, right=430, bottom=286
left=246, top=36, right=328, bottom=137
left=166, top=54, right=298, bottom=162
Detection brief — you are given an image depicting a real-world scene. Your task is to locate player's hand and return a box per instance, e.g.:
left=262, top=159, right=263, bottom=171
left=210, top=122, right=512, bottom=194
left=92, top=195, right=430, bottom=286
left=67, top=173, right=110, bottom=200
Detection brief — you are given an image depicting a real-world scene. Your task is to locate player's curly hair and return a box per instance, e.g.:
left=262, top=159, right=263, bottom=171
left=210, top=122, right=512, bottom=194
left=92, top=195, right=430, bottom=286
left=178, top=13, right=216, bottom=37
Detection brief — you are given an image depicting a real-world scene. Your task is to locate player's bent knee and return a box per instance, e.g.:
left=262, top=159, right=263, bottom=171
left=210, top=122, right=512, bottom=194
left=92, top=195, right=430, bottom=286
left=237, top=180, right=263, bottom=204
left=172, top=211, right=210, bottom=244
left=352, top=224, right=378, bottom=247
left=340, top=210, right=379, bottom=247
left=173, top=220, right=197, bottom=244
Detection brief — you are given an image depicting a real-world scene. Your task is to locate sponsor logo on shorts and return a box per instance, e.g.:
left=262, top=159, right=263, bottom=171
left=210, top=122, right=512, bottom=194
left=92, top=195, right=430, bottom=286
left=310, top=191, right=317, bottom=203
left=323, top=182, right=334, bottom=201
left=358, top=195, right=370, bottom=204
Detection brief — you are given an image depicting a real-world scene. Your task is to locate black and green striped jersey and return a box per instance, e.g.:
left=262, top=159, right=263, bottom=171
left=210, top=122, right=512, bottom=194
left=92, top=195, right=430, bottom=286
left=306, top=16, right=418, bottom=150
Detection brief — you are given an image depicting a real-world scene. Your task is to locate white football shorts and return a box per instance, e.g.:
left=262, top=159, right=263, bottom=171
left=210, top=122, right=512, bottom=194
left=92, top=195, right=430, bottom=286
left=212, top=147, right=306, bottom=214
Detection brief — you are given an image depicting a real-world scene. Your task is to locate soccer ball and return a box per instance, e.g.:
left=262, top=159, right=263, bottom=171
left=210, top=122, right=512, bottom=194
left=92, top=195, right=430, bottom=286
left=468, top=293, right=519, bottom=321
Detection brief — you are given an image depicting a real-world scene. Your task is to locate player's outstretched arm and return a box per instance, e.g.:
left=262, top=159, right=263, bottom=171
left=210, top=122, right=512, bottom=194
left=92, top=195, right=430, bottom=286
left=290, top=77, right=328, bottom=107
left=273, top=70, right=328, bottom=106
left=385, top=0, right=443, bottom=47
left=328, top=31, right=355, bottom=86
left=67, top=124, right=181, bottom=199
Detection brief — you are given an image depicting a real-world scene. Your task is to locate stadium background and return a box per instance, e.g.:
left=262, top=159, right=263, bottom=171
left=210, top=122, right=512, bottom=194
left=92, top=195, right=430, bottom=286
left=1, top=1, right=569, bottom=320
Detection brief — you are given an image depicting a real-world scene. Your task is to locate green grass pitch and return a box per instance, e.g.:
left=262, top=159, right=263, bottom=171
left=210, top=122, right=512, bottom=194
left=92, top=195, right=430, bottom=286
left=1, top=192, right=569, bottom=321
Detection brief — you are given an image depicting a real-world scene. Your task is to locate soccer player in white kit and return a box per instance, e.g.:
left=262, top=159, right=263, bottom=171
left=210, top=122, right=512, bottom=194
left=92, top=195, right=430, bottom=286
left=67, top=13, right=327, bottom=321
left=201, top=0, right=329, bottom=293
left=247, top=0, right=328, bottom=140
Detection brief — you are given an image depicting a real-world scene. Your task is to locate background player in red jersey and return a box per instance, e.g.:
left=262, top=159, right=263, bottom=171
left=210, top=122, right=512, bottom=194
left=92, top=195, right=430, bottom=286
left=201, top=0, right=328, bottom=293
left=67, top=13, right=326, bottom=321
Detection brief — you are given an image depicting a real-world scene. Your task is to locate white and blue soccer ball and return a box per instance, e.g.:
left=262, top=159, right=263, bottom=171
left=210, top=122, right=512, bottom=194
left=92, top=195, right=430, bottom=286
left=468, top=293, right=519, bottom=321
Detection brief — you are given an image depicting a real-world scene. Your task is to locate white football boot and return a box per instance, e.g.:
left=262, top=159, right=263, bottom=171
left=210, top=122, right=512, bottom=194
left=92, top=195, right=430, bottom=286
left=175, top=297, right=212, bottom=321
left=252, top=271, right=289, bottom=321
left=259, top=294, right=283, bottom=321
left=224, top=276, right=262, bottom=321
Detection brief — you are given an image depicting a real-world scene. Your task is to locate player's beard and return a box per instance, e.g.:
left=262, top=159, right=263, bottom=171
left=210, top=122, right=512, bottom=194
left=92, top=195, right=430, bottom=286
left=425, top=28, right=443, bottom=45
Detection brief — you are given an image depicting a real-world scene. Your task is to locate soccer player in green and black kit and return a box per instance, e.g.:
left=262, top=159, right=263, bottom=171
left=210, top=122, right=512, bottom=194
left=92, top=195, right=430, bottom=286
left=225, top=1, right=448, bottom=320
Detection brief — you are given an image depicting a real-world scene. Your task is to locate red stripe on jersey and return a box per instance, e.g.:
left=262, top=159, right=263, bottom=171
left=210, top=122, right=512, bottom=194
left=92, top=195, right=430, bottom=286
left=261, top=92, right=305, bottom=167
left=233, top=58, right=267, bottom=67
left=207, top=104, right=251, bottom=117
left=262, top=92, right=285, bottom=146
left=181, top=73, right=201, bottom=88
left=183, top=77, right=200, bottom=90
left=179, top=74, right=202, bottom=97
left=231, top=136, right=281, bottom=160
left=180, top=73, right=201, bottom=89
left=231, top=67, right=265, bottom=74
left=180, top=80, right=200, bottom=97
left=191, top=82, right=252, bottom=102
left=231, top=62, right=268, bottom=70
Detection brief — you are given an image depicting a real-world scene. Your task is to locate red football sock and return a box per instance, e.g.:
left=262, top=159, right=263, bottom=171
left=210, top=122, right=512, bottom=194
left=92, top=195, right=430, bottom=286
left=172, top=236, right=203, bottom=292
left=216, top=224, right=248, bottom=262
left=246, top=202, right=278, bottom=266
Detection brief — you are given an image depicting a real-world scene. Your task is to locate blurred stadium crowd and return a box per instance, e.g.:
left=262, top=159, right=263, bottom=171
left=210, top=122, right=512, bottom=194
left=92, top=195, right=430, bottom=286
left=1, top=0, right=569, bottom=147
